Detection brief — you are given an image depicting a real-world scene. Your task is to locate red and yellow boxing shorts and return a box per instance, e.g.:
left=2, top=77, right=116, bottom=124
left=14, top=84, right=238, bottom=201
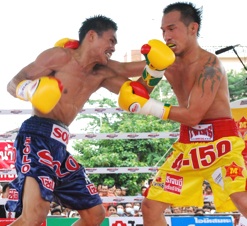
left=147, top=118, right=247, bottom=212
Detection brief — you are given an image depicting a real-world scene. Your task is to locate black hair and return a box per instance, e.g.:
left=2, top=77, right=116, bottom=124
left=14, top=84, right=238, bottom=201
left=203, top=205, right=212, bottom=210
left=51, top=208, right=62, bottom=215
left=107, top=204, right=117, bottom=211
left=78, top=15, right=118, bottom=44
left=141, top=185, right=147, bottom=190
left=194, top=208, right=205, bottom=216
left=2, top=183, right=9, bottom=193
left=148, top=178, right=153, bottom=185
left=163, top=2, right=202, bottom=37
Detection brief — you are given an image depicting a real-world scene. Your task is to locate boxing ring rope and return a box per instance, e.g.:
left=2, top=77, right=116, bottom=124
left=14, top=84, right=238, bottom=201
left=0, top=167, right=160, bottom=205
left=0, top=167, right=159, bottom=175
left=0, top=108, right=123, bottom=115
left=0, top=107, right=180, bottom=140
left=0, top=194, right=214, bottom=205
left=0, top=132, right=179, bottom=141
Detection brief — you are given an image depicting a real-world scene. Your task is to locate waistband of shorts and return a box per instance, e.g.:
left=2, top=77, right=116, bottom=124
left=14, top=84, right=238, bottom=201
left=19, top=115, right=69, bottom=135
left=179, top=118, right=239, bottom=143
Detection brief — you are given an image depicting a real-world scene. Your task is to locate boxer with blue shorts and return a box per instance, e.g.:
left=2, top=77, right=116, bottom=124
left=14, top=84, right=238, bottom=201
left=6, top=14, right=146, bottom=226
left=7, top=116, right=102, bottom=214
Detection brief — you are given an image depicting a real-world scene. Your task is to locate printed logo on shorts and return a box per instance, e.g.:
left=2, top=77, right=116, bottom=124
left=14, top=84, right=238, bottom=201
left=8, top=188, right=19, bottom=201
left=164, top=173, right=183, bottom=195
left=51, top=124, right=69, bottom=145
left=152, top=176, right=165, bottom=189
left=225, top=162, right=244, bottom=181
left=235, top=116, right=247, bottom=139
left=39, top=176, right=55, bottom=191
left=212, top=168, right=224, bottom=188
left=86, top=183, right=98, bottom=195
left=188, top=124, right=214, bottom=141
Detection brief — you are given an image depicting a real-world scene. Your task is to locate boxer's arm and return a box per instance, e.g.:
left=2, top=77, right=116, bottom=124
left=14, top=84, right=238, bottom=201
left=101, top=60, right=145, bottom=94
left=7, top=48, right=67, bottom=114
left=7, top=62, right=53, bottom=98
left=107, top=59, right=146, bottom=78
left=7, top=47, right=68, bottom=97
left=168, top=61, right=224, bottom=126
left=108, top=39, right=175, bottom=94
left=108, top=39, right=175, bottom=81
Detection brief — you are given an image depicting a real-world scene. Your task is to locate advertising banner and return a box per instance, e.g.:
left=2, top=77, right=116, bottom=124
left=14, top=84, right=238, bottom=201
left=0, top=216, right=233, bottom=226
left=0, top=219, right=46, bottom=226
left=170, top=216, right=233, bottom=226
left=0, top=142, right=17, bottom=182
left=107, top=217, right=171, bottom=226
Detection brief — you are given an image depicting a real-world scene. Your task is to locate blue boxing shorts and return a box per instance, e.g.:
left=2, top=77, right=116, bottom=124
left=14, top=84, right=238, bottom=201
left=6, top=115, right=102, bottom=214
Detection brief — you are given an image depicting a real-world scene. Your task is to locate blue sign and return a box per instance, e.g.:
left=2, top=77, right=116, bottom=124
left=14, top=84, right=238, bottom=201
left=171, top=216, right=233, bottom=226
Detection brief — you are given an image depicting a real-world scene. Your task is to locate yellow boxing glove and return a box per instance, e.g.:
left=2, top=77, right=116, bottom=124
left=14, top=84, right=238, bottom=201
left=141, top=39, right=175, bottom=87
left=118, top=81, right=149, bottom=112
left=16, top=76, right=63, bottom=114
left=54, top=38, right=79, bottom=49
left=118, top=81, right=171, bottom=120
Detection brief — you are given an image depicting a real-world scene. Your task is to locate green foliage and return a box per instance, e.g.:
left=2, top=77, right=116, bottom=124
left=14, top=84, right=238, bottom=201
left=73, top=80, right=179, bottom=195
left=227, top=69, right=247, bottom=101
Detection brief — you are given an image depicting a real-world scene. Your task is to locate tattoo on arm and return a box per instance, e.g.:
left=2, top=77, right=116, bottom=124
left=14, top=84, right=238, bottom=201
left=198, top=56, right=221, bottom=96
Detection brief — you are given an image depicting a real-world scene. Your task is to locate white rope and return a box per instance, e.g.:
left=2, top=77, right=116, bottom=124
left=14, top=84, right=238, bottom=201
left=0, top=131, right=180, bottom=141
left=0, top=195, right=214, bottom=205
left=154, top=144, right=174, bottom=167
left=0, top=108, right=180, bottom=141
left=0, top=108, right=123, bottom=115
left=0, top=167, right=158, bottom=175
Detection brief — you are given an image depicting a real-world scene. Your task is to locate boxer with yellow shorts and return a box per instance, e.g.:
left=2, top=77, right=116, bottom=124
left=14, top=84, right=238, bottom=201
left=147, top=118, right=247, bottom=212
left=118, top=79, right=247, bottom=212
